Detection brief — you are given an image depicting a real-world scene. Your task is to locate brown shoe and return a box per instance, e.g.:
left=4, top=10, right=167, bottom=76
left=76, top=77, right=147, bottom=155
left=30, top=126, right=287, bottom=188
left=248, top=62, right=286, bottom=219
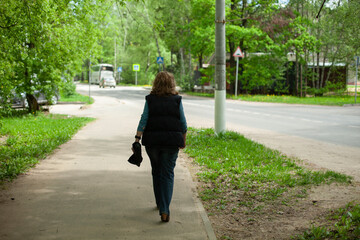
left=161, top=213, right=170, bottom=222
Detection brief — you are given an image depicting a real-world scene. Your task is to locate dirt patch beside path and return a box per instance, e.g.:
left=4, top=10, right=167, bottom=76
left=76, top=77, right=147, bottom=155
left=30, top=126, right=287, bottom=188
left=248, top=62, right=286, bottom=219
left=180, top=151, right=360, bottom=240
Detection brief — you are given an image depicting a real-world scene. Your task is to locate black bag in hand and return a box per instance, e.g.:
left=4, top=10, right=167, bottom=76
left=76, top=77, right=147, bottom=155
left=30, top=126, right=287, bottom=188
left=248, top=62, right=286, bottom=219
left=128, top=142, right=143, bottom=167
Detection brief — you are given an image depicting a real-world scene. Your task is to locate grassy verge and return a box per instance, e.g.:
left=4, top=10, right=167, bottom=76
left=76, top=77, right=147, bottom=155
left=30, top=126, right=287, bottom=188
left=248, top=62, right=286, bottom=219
left=185, top=92, right=356, bottom=106
left=0, top=112, right=94, bottom=181
left=295, top=202, right=360, bottom=239
left=185, top=128, right=351, bottom=202
left=184, top=128, right=356, bottom=238
left=59, top=92, right=94, bottom=104
left=234, top=94, right=355, bottom=106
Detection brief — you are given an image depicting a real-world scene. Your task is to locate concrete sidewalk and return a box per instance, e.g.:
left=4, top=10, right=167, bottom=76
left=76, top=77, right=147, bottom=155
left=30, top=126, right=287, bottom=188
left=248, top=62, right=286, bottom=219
left=0, top=95, right=215, bottom=240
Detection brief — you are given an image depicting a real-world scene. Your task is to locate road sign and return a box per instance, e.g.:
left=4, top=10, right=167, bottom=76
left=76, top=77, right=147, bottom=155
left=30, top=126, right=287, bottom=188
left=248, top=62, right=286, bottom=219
left=117, top=67, right=122, bottom=72
left=156, top=57, right=164, bottom=64
left=133, top=64, right=140, bottom=71
left=233, top=46, right=244, bottom=58
left=233, top=46, right=244, bottom=98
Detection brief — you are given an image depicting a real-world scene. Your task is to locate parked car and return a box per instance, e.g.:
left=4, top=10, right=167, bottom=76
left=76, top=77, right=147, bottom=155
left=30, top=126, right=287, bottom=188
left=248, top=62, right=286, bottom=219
left=99, top=77, right=116, bottom=88
left=12, top=90, right=59, bottom=108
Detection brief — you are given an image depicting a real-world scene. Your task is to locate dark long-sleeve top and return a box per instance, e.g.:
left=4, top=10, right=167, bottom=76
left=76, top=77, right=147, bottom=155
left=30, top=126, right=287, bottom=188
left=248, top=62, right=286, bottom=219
left=137, top=101, right=187, bottom=133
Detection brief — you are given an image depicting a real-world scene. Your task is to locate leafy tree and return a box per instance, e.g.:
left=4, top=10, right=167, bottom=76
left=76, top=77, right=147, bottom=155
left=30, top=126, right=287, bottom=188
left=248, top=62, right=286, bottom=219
left=0, top=0, right=126, bottom=112
left=225, top=0, right=291, bottom=94
left=187, top=0, right=215, bottom=69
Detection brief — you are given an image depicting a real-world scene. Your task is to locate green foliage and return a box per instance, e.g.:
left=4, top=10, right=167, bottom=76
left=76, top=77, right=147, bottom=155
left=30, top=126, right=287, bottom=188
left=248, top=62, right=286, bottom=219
left=307, top=81, right=347, bottom=97
left=0, top=113, right=94, bottom=181
left=239, top=53, right=287, bottom=94
left=187, top=0, right=215, bottom=64
left=185, top=128, right=352, bottom=203
left=295, top=203, right=360, bottom=240
left=61, top=81, right=77, bottom=98
left=199, top=66, right=215, bottom=85
left=0, top=0, right=124, bottom=112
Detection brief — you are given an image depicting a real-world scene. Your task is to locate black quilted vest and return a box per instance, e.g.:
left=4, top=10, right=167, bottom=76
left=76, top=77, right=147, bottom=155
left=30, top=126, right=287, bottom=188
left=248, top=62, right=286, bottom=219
left=141, top=94, right=184, bottom=147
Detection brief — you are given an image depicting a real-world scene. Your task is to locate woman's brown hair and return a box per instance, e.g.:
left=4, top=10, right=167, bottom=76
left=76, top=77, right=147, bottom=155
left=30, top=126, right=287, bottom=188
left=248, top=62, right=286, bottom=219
left=150, top=71, right=178, bottom=96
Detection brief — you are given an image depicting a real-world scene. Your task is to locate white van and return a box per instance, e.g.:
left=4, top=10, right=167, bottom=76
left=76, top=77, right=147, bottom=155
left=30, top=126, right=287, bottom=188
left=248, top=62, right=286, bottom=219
left=90, top=64, right=114, bottom=84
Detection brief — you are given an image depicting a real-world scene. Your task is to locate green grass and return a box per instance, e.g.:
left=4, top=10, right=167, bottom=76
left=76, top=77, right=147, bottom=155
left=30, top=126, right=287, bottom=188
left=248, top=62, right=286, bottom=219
left=185, top=92, right=357, bottom=106
left=184, top=128, right=352, bottom=203
left=0, top=113, right=94, bottom=181
left=234, top=94, right=355, bottom=106
left=185, top=91, right=215, bottom=98
left=59, top=92, right=94, bottom=104
left=294, top=202, right=360, bottom=240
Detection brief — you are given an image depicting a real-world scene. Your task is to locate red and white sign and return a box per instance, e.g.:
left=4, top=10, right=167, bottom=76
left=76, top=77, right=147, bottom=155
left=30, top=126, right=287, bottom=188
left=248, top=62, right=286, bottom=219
left=233, top=46, right=244, bottom=58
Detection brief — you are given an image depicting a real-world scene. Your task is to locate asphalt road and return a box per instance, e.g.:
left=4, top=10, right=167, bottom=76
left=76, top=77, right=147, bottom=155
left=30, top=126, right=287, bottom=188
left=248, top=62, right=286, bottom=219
left=78, top=84, right=360, bottom=148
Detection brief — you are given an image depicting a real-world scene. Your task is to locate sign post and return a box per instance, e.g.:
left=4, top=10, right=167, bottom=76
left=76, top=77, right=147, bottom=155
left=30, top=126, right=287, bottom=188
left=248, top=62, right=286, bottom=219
left=157, top=57, right=164, bottom=72
left=233, top=46, right=244, bottom=97
left=133, top=64, right=140, bottom=85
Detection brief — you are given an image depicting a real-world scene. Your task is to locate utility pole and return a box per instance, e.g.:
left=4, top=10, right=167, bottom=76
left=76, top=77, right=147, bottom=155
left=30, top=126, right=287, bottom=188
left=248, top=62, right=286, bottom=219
left=215, top=0, right=226, bottom=135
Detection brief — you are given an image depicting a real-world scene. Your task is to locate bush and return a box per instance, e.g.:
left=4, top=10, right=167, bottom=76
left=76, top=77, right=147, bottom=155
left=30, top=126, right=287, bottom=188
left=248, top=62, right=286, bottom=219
left=62, top=80, right=77, bottom=97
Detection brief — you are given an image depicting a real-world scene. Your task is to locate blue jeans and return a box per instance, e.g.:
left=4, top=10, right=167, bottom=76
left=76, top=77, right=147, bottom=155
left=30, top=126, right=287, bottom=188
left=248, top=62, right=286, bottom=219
left=145, top=146, right=179, bottom=216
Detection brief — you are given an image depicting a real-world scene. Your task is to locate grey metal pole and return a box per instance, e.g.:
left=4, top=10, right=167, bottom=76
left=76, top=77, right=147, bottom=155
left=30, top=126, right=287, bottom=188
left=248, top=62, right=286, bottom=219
left=235, top=57, right=239, bottom=98
left=356, top=56, right=359, bottom=104
left=215, top=0, right=226, bottom=135
left=135, top=71, right=138, bottom=85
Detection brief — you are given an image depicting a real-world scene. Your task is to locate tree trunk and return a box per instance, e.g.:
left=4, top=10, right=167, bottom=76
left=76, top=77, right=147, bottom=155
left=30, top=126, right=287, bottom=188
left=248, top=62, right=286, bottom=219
left=180, top=48, right=185, bottom=82
left=188, top=50, right=192, bottom=77
left=295, top=53, right=299, bottom=96
left=24, top=61, right=39, bottom=113
left=312, top=53, right=316, bottom=88
left=145, top=51, right=151, bottom=83
left=171, top=49, right=173, bottom=65
left=316, top=51, right=320, bottom=89
left=316, top=14, right=321, bottom=89
left=300, top=63, right=303, bottom=97
left=304, top=50, right=308, bottom=96
left=26, top=93, right=39, bottom=113
left=320, top=46, right=328, bottom=88
left=305, top=55, right=308, bottom=96
left=142, top=2, right=161, bottom=61
left=325, top=45, right=341, bottom=86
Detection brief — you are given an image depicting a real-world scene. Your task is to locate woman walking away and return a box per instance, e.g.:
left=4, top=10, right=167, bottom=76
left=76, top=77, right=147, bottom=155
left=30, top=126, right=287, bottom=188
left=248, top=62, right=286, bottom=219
left=135, top=71, right=187, bottom=222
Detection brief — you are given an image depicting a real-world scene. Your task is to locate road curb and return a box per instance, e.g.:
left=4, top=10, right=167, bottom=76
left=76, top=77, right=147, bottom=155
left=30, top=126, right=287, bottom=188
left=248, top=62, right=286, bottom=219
left=183, top=156, right=217, bottom=240
left=343, top=103, right=360, bottom=107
